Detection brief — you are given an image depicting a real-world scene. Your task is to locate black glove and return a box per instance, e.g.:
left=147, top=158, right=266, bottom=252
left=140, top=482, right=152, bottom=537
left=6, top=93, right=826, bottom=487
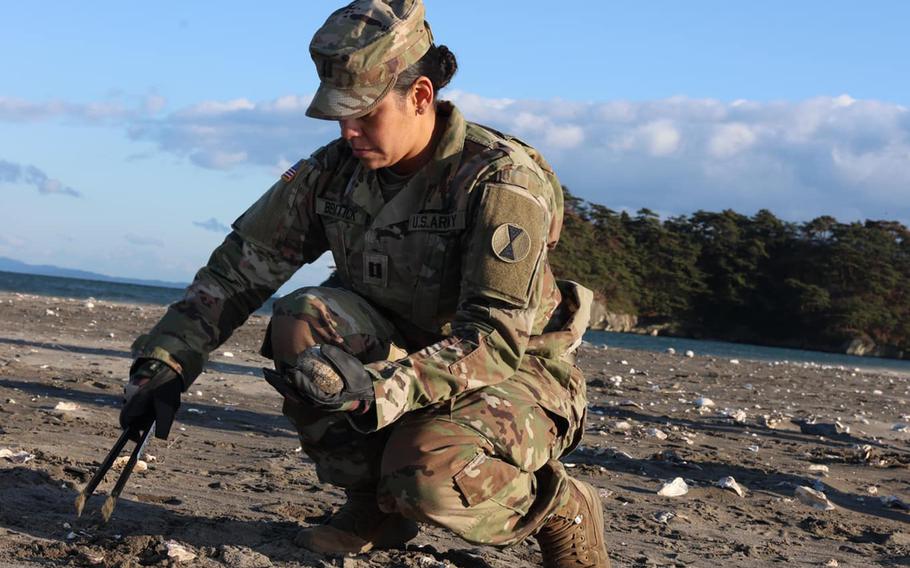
left=120, top=359, right=183, bottom=440
left=272, top=345, right=374, bottom=411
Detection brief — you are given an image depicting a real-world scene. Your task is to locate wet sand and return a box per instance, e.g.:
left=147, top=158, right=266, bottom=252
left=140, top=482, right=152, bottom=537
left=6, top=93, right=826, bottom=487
left=1, top=292, right=908, bottom=567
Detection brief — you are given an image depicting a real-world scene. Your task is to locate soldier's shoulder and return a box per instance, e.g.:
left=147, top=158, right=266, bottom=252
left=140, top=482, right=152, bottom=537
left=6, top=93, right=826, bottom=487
left=306, top=137, right=355, bottom=172
left=464, top=122, right=558, bottom=202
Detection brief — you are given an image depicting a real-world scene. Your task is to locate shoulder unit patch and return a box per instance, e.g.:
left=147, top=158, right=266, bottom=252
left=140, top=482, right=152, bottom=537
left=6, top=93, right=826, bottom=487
left=491, top=223, right=530, bottom=263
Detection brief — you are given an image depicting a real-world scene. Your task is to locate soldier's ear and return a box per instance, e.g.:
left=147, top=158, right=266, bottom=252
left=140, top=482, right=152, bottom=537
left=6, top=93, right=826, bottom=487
left=411, top=76, right=434, bottom=115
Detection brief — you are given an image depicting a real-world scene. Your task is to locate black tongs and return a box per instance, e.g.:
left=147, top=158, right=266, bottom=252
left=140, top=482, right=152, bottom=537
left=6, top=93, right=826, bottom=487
left=74, top=422, right=154, bottom=522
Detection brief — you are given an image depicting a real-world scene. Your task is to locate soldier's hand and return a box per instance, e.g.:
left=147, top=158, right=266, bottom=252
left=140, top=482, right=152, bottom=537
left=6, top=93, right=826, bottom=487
left=120, top=359, right=183, bottom=440
left=287, top=345, right=375, bottom=411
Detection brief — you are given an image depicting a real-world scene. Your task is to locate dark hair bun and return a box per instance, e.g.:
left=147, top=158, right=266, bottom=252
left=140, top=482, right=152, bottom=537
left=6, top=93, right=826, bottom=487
left=435, top=45, right=458, bottom=90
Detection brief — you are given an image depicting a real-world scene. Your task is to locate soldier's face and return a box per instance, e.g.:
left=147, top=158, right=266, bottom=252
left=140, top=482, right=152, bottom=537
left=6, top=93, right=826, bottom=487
left=338, top=92, right=423, bottom=171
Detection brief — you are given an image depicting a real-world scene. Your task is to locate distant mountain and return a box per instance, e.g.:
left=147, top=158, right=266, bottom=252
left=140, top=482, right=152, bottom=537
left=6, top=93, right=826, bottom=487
left=0, top=257, right=187, bottom=289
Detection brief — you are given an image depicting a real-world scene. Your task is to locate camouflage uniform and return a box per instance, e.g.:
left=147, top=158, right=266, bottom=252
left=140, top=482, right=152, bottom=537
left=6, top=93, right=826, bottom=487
left=131, top=0, right=594, bottom=549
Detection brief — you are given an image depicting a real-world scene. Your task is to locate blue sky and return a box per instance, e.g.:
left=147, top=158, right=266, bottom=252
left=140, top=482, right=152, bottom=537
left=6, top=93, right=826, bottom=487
left=2, top=1, right=909, bottom=289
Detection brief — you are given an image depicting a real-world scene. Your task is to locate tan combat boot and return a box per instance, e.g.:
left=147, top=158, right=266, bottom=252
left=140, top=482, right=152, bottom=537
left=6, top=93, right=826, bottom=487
left=534, top=478, right=611, bottom=568
left=294, top=491, right=419, bottom=555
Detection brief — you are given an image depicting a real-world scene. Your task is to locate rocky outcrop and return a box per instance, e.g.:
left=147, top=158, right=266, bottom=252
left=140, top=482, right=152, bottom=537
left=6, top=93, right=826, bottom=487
left=843, top=335, right=905, bottom=359
left=588, top=297, right=637, bottom=332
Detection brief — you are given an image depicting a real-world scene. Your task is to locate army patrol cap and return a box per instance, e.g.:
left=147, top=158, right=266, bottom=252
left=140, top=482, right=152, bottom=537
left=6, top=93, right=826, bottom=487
left=306, top=0, right=434, bottom=120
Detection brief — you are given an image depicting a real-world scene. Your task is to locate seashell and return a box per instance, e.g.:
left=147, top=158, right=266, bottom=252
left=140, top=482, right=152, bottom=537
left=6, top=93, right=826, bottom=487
left=795, top=486, right=835, bottom=511
left=658, top=477, right=690, bottom=497
left=718, top=476, right=745, bottom=497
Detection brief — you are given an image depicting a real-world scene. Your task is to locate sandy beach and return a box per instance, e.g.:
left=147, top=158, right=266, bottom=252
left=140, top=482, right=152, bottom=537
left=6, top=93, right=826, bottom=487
left=0, top=291, right=908, bottom=567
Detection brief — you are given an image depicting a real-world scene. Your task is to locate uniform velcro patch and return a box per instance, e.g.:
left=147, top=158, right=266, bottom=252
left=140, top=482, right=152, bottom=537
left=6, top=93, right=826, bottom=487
left=464, top=183, right=547, bottom=306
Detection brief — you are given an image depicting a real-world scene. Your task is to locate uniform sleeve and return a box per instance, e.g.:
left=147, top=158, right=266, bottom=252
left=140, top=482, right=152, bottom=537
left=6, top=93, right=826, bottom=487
left=130, top=157, right=329, bottom=386
left=363, top=170, right=553, bottom=430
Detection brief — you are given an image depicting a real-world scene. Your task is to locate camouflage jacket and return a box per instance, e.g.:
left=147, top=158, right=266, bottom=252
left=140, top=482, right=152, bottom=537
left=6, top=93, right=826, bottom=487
left=132, top=102, right=590, bottom=430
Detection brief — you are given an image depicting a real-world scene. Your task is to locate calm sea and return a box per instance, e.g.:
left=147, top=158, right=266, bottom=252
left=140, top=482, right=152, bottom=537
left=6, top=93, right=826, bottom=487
left=1, top=270, right=908, bottom=376
left=0, top=270, right=275, bottom=315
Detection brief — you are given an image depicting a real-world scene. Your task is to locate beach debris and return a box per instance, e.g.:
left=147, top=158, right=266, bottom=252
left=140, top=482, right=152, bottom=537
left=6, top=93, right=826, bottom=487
left=4, top=398, right=15, bottom=405
left=53, top=401, right=80, bottom=412
left=112, top=456, right=148, bottom=473
left=808, top=464, right=830, bottom=475
left=797, top=420, right=849, bottom=436
left=222, top=351, right=235, bottom=358
left=416, top=556, right=448, bottom=568
left=695, top=397, right=715, bottom=409
left=653, top=511, right=675, bottom=524
left=66, top=531, right=77, bottom=540
left=866, top=485, right=879, bottom=496
left=685, top=350, right=695, bottom=358
left=658, top=477, right=690, bottom=497
left=729, top=359, right=740, bottom=365
left=84, top=300, right=95, bottom=309
left=609, top=375, right=623, bottom=387
left=45, top=309, right=57, bottom=317
left=219, top=545, right=272, bottom=568
left=746, top=444, right=760, bottom=453
left=186, top=408, right=205, bottom=414
left=666, top=348, right=676, bottom=355
left=717, top=476, right=745, bottom=497
left=881, top=495, right=910, bottom=510
left=612, top=420, right=632, bottom=432
left=0, top=448, right=35, bottom=464
left=108, top=332, right=115, bottom=338
left=645, top=428, right=668, bottom=440
left=165, top=540, right=196, bottom=563
left=824, top=560, right=839, bottom=567
left=619, top=399, right=643, bottom=409
left=892, top=423, right=909, bottom=433
left=721, top=408, right=747, bottom=423
left=760, top=414, right=784, bottom=429
left=851, top=444, right=875, bottom=462
left=795, top=486, right=836, bottom=511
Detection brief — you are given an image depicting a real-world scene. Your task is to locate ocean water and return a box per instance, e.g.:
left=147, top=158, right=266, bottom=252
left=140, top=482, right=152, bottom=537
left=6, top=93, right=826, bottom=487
left=585, top=330, right=910, bottom=376
left=1, top=270, right=908, bottom=375
left=0, top=270, right=276, bottom=315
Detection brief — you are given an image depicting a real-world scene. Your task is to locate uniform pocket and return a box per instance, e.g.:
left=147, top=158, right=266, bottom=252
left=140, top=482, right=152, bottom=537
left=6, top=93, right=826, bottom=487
left=453, top=451, right=522, bottom=508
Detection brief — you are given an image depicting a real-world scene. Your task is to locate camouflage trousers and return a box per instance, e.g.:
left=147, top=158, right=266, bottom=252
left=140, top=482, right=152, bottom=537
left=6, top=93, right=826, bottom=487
left=261, top=286, right=585, bottom=546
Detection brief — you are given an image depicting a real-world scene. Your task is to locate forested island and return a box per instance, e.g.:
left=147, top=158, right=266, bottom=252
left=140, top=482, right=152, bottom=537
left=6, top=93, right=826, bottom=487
left=551, top=190, right=910, bottom=360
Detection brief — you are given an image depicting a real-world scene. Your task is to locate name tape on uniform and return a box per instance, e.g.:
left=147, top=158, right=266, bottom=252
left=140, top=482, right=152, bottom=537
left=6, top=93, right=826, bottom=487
left=316, top=198, right=364, bottom=224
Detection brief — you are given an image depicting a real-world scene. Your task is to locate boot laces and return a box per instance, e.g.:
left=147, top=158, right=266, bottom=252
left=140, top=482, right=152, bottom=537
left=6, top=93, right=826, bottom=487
left=537, top=511, right=594, bottom=567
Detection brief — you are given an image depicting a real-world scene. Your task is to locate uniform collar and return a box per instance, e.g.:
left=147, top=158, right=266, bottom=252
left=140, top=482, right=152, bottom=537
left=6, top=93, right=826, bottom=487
left=359, top=101, right=467, bottom=228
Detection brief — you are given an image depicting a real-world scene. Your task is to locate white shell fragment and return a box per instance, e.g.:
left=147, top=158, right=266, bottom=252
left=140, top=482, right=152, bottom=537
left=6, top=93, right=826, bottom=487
left=654, top=511, right=675, bottom=524
left=695, top=397, right=715, bottom=409
left=165, top=541, right=196, bottom=563
left=808, top=464, right=830, bottom=475
left=0, top=448, right=35, bottom=464
left=718, top=476, right=745, bottom=497
left=113, top=456, right=148, bottom=473
left=685, top=350, right=695, bottom=358
left=222, top=351, right=235, bottom=358
left=645, top=428, right=668, bottom=440
left=795, top=486, right=836, bottom=511
left=53, top=401, right=80, bottom=412
left=658, top=477, right=690, bottom=497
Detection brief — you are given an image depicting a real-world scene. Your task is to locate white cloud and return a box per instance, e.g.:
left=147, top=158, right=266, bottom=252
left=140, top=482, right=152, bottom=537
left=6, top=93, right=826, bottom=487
left=193, top=217, right=230, bottom=233
left=0, top=159, right=81, bottom=197
left=3, top=91, right=909, bottom=223
left=708, top=123, right=757, bottom=158
left=0, top=94, right=164, bottom=123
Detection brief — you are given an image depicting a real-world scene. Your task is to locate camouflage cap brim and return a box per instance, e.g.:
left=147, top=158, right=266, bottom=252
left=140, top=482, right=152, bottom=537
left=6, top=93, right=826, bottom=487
left=306, top=75, right=397, bottom=121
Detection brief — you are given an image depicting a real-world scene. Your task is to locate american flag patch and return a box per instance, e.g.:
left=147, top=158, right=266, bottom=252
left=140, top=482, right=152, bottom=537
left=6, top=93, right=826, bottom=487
left=281, top=165, right=298, bottom=182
